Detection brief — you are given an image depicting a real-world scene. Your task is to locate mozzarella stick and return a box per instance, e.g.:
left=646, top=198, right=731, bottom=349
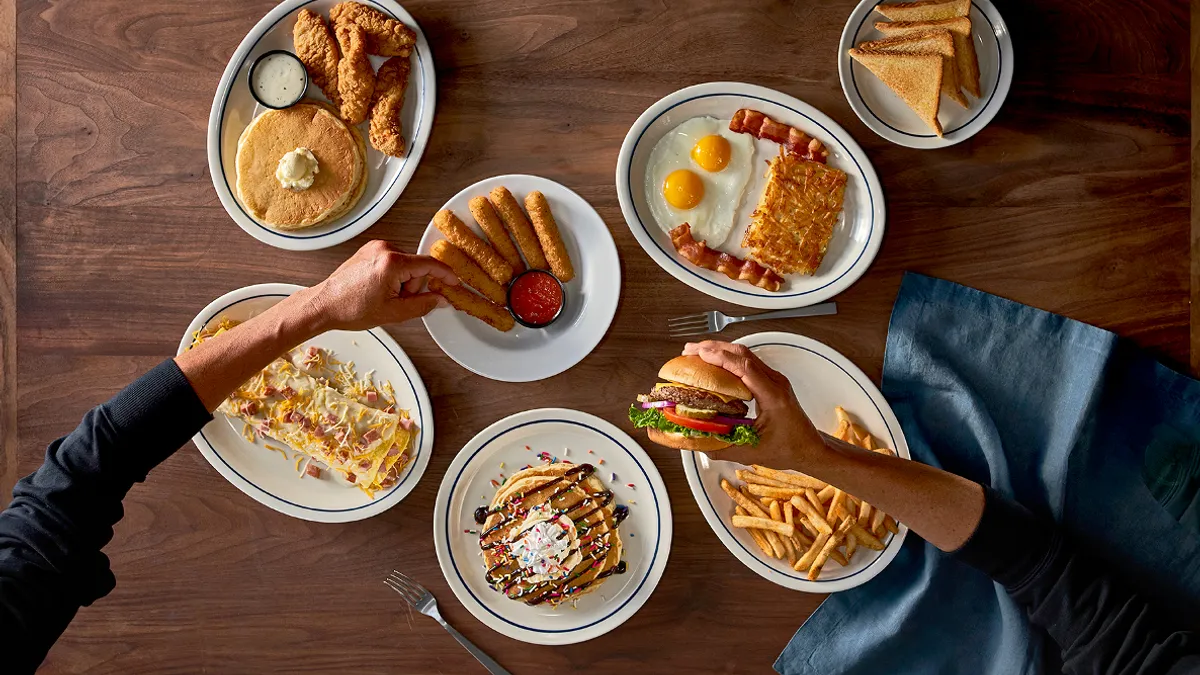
left=433, top=210, right=512, bottom=285
left=469, top=196, right=524, bottom=275
left=524, top=191, right=574, bottom=282
left=430, top=240, right=506, bottom=305
left=489, top=186, right=547, bottom=269
left=428, top=278, right=514, bottom=332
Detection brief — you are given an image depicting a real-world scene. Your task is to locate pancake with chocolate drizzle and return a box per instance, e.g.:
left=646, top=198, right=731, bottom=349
left=476, top=462, right=628, bottom=606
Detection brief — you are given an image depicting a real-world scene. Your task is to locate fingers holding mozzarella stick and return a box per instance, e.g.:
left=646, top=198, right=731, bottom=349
left=524, top=191, right=574, bottom=282
left=433, top=210, right=512, bottom=285
left=489, top=186, right=547, bottom=270
left=428, top=278, right=514, bottom=332
left=469, top=196, right=524, bottom=275
left=430, top=240, right=506, bottom=305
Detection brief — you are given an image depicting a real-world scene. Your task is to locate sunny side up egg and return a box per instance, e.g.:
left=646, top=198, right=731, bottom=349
left=644, top=117, right=755, bottom=248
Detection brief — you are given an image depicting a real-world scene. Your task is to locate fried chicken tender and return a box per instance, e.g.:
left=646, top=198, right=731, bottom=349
left=433, top=210, right=513, bottom=286
left=334, top=21, right=375, bottom=125
left=524, top=191, right=575, bottom=282
left=431, top=240, right=507, bottom=305
left=293, top=9, right=341, bottom=108
left=428, top=278, right=515, bottom=333
left=330, top=1, right=416, bottom=56
left=469, top=196, right=524, bottom=275
left=368, top=55, right=410, bottom=157
left=488, top=186, right=547, bottom=270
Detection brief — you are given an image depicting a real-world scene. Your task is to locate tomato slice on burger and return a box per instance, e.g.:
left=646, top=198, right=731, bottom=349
left=663, top=409, right=732, bottom=435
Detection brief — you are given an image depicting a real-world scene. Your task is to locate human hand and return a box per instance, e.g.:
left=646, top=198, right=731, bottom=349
left=682, top=341, right=827, bottom=471
left=300, top=240, right=460, bottom=332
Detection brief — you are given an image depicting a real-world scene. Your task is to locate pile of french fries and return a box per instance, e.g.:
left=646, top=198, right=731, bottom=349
left=723, top=407, right=900, bottom=581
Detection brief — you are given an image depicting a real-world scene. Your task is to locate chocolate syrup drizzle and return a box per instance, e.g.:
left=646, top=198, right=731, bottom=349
left=476, top=463, right=629, bottom=605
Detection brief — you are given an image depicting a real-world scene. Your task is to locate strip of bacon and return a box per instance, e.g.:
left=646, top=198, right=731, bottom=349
left=729, top=109, right=828, bottom=163
left=669, top=223, right=784, bottom=292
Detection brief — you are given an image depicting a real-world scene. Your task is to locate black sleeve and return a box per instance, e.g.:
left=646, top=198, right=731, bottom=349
left=0, top=360, right=211, bottom=672
left=953, top=486, right=1200, bottom=675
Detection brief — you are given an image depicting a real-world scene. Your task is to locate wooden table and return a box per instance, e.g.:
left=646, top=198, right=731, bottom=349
left=3, top=0, right=1194, bottom=671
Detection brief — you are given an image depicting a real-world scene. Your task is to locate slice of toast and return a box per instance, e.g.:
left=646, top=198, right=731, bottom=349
left=848, top=49, right=943, bottom=136
left=875, top=17, right=980, bottom=98
left=874, top=0, right=969, bottom=21
left=855, top=31, right=966, bottom=108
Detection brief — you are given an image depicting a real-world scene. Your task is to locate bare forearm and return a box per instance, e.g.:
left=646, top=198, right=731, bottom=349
left=795, top=435, right=985, bottom=552
left=174, top=287, right=328, bottom=411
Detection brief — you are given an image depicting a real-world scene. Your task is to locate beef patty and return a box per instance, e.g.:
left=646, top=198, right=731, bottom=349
left=640, top=386, right=749, bottom=416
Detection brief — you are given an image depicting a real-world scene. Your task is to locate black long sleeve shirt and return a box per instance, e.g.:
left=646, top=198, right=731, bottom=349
left=0, top=360, right=1196, bottom=672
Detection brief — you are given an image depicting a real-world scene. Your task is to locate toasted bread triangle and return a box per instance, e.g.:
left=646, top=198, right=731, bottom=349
left=874, top=0, right=969, bottom=21
left=849, top=49, right=943, bottom=136
left=855, top=31, right=967, bottom=107
left=875, top=17, right=980, bottom=97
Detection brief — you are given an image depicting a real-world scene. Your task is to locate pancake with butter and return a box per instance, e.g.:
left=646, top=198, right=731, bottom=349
left=476, top=462, right=628, bottom=606
left=235, top=101, right=364, bottom=230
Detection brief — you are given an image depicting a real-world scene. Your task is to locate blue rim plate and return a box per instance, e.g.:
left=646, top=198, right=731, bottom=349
left=433, top=409, right=672, bottom=645
left=206, top=0, right=437, bottom=250
left=837, top=0, right=1013, bottom=149
left=681, top=331, right=910, bottom=592
left=177, top=283, right=434, bottom=523
left=615, top=82, right=886, bottom=309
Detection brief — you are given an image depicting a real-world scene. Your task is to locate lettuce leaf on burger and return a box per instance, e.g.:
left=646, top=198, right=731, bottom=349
left=628, top=355, right=759, bottom=451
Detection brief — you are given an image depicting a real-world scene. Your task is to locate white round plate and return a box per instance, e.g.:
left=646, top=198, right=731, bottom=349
left=178, top=283, right=434, bottom=523
left=207, top=0, right=436, bottom=250
left=418, top=175, right=620, bottom=382
left=616, top=82, right=885, bottom=310
left=433, top=409, right=672, bottom=645
left=682, top=331, right=910, bottom=592
left=838, top=0, right=1013, bottom=149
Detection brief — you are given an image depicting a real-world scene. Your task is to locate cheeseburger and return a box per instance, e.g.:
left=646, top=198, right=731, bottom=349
left=628, top=356, right=759, bottom=451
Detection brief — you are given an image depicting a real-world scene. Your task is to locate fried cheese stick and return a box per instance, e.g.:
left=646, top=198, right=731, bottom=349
left=469, top=196, right=524, bottom=275
left=488, top=187, right=547, bottom=270
left=428, top=278, right=514, bottom=332
left=523, top=191, right=574, bottom=282
left=433, top=210, right=513, bottom=285
left=430, top=240, right=506, bottom=305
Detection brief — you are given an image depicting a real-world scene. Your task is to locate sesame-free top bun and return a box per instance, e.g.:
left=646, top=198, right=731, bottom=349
left=646, top=427, right=732, bottom=452
left=658, top=356, right=752, bottom=401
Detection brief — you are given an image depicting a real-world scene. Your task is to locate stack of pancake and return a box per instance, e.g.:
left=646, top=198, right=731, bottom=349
left=478, top=462, right=626, bottom=606
left=235, top=101, right=367, bottom=230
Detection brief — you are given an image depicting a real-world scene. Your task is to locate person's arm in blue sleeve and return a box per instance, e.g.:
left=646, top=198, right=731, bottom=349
left=0, top=241, right=456, bottom=672
left=681, top=340, right=1200, bottom=675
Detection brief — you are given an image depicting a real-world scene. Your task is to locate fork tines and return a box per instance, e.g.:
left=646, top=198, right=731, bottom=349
left=667, top=312, right=714, bottom=338
left=384, top=569, right=423, bottom=606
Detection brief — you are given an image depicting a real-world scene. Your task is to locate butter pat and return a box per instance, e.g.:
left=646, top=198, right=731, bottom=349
left=276, top=147, right=319, bottom=191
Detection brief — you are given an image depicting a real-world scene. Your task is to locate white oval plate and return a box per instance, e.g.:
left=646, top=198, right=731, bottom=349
left=433, top=408, right=672, bottom=645
left=178, top=283, right=434, bottom=523
left=207, top=0, right=436, bottom=250
left=418, top=175, right=621, bottom=382
left=616, top=82, right=885, bottom=309
left=838, top=0, right=1013, bottom=149
left=682, top=331, right=910, bottom=592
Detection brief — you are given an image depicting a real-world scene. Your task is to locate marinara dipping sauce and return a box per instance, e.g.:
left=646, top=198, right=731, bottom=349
left=508, top=269, right=565, bottom=328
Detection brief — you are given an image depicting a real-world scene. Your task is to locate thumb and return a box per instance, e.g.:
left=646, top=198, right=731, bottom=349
left=387, top=292, right=442, bottom=323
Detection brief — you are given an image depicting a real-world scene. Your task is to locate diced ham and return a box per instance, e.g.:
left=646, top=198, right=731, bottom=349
left=305, top=463, right=321, bottom=478
left=262, top=385, right=276, bottom=396
left=281, top=386, right=296, bottom=399
left=307, top=346, right=319, bottom=358
left=384, top=405, right=396, bottom=414
left=238, top=401, right=257, bottom=416
left=286, top=411, right=304, bottom=424
left=334, top=430, right=346, bottom=443
left=363, top=429, right=381, bottom=443
left=326, top=413, right=338, bottom=424
left=365, top=390, right=378, bottom=403
left=358, top=459, right=372, bottom=469
left=386, top=446, right=400, bottom=457
left=313, top=425, right=325, bottom=438
left=399, top=418, right=414, bottom=431
left=345, top=473, right=357, bottom=484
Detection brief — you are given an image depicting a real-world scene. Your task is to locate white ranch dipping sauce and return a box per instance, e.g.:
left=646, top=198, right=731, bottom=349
left=252, top=52, right=306, bottom=108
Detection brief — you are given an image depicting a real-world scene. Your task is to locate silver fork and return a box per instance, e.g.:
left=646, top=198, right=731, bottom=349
left=667, top=302, right=838, bottom=338
left=384, top=570, right=511, bottom=674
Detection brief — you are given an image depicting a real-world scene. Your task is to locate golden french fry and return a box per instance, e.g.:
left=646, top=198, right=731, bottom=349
left=749, top=465, right=827, bottom=490
left=873, top=446, right=897, bottom=457
left=737, top=470, right=802, bottom=489
left=857, top=499, right=874, bottom=527
left=737, top=506, right=774, bottom=557
left=846, top=533, right=858, bottom=558
left=808, top=517, right=854, bottom=580
left=835, top=406, right=851, bottom=426
left=769, top=500, right=783, bottom=523
left=861, top=433, right=876, bottom=450
left=829, top=549, right=849, bottom=566
left=817, top=485, right=836, bottom=503
left=798, top=516, right=819, bottom=538
left=804, top=488, right=824, bottom=512
left=759, top=497, right=774, bottom=508
left=884, top=515, right=899, bottom=534
left=827, top=489, right=846, bottom=523
left=792, top=530, right=814, bottom=550
left=745, top=484, right=808, bottom=500
left=720, top=479, right=768, bottom=518
left=783, top=502, right=794, bottom=527
left=766, top=531, right=786, bottom=559
left=732, top=515, right=795, bottom=537
left=795, top=532, right=830, bottom=571
left=782, top=533, right=798, bottom=565
left=871, top=508, right=887, bottom=536
left=850, top=523, right=885, bottom=550
left=790, top=496, right=833, bottom=534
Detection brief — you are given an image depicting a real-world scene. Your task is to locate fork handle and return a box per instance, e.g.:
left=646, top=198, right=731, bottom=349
left=729, top=301, right=838, bottom=324
left=437, top=618, right=512, bottom=675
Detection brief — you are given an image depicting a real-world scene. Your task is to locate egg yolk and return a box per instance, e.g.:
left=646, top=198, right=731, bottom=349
left=663, top=169, right=705, bottom=210
left=690, top=134, right=732, bottom=172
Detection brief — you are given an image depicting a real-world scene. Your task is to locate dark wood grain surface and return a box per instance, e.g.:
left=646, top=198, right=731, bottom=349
left=10, top=0, right=1195, bottom=672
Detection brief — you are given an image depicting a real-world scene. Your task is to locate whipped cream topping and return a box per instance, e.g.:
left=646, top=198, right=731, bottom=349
left=509, top=504, right=581, bottom=583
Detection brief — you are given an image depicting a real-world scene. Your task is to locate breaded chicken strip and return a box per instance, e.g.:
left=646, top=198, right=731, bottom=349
left=368, top=55, right=410, bottom=157
left=293, top=9, right=340, bottom=108
left=330, top=1, right=416, bottom=56
left=334, top=21, right=375, bottom=125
